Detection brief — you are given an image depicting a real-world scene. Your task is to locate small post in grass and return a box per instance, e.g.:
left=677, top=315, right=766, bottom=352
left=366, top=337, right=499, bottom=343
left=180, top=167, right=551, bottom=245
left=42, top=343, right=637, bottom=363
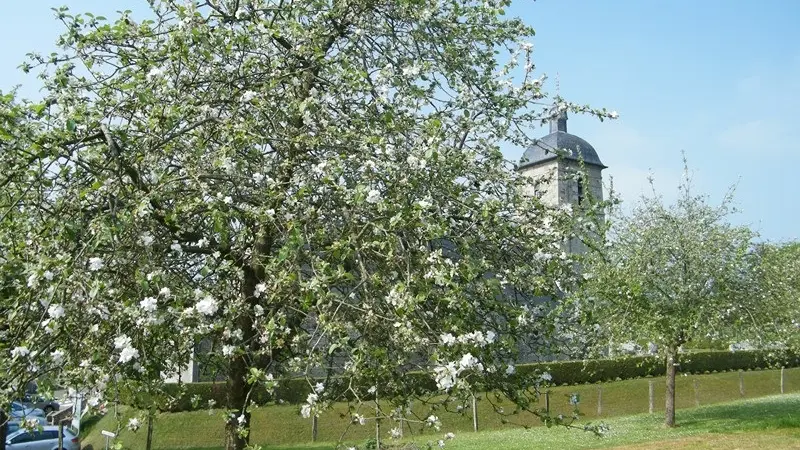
left=597, top=387, right=603, bottom=416
left=311, top=415, right=318, bottom=442
left=146, top=409, right=155, bottom=450
left=781, top=367, right=785, bottom=394
left=472, top=394, right=479, bottom=432
left=693, top=379, right=700, bottom=407
left=648, top=380, right=654, bottom=414
left=375, top=397, right=381, bottom=450
left=544, top=391, right=550, bottom=414
left=739, top=370, right=745, bottom=397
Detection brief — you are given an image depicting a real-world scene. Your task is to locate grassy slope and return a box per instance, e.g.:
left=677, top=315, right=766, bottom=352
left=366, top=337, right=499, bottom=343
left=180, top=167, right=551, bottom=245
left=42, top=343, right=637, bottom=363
left=450, top=394, right=800, bottom=450
left=80, top=367, right=800, bottom=450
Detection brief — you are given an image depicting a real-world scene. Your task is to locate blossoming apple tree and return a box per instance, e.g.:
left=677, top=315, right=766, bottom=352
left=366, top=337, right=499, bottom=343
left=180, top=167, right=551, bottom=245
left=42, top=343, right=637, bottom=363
left=1, top=0, right=615, bottom=448
left=569, top=164, right=779, bottom=428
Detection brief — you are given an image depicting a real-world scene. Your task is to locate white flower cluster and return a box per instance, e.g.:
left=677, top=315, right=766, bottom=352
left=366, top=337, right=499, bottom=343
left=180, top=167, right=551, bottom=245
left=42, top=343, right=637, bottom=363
left=127, top=418, right=141, bottom=431
left=139, top=297, right=157, bottom=313
left=439, top=330, right=496, bottom=347
left=352, top=413, right=366, bottom=426
left=301, top=383, right=325, bottom=418
left=10, top=346, right=30, bottom=358
left=426, top=414, right=441, bottom=430
left=366, top=189, right=382, bottom=204
left=433, top=352, right=484, bottom=391
left=138, top=231, right=155, bottom=247
left=195, top=295, right=219, bottom=316
left=114, top=334, right=139, bottom=364
left=88, top=257, right=104, bottom=271
left=386, top=286, right=410, bottom=308
left=47, top=304, right=65, bottom=319
left=253, top=282, right=267, bottom=298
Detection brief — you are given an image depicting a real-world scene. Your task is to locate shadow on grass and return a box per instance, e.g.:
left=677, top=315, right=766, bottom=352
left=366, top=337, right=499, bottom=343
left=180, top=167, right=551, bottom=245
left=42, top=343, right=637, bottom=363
left=80, top=414, right=104, bottom=435
left=676, top=395, right=800, bottom=433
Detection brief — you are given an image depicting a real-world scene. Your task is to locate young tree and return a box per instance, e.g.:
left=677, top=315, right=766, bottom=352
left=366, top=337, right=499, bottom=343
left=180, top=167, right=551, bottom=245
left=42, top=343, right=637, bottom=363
left=571, top=165, right=767, bottom=427
left=2, top=1, right=614, bottom=448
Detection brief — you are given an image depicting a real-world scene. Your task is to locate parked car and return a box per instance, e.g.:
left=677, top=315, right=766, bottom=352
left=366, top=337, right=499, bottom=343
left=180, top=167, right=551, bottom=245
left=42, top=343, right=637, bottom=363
left=4, top=416, right=49, bottom=435
left=9, top=402, right=45, bottom=419
left=20, top=394, right=60, bottom=415
left=5, top=425, right=79, bottom=450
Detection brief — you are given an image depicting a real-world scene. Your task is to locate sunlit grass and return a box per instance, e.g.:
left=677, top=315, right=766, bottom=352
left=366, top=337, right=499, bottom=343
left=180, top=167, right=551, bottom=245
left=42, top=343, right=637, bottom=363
left=79, top=368, right=799, bottom=449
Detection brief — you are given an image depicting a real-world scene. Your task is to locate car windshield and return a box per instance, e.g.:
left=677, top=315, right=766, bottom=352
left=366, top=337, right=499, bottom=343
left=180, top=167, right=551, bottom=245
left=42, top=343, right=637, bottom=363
left=5, top=429, right=22, bottom=442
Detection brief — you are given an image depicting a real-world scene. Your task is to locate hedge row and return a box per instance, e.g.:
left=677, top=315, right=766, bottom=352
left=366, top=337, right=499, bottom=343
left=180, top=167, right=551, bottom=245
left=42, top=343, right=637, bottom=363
left=144, top=349, right=798, bottom=412
left=518, top=349, right=799, bottom=386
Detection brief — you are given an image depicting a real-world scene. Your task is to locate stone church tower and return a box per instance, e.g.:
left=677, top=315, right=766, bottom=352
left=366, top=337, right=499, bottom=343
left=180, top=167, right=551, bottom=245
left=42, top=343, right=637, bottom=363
left=518, top=109, right=605, bottom=254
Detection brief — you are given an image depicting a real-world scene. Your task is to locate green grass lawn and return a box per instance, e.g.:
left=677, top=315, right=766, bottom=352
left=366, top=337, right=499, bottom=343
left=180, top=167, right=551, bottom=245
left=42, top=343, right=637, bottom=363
left=448, top=394, right=800, bottom=450
left=79, top=367, right=800, bottom=450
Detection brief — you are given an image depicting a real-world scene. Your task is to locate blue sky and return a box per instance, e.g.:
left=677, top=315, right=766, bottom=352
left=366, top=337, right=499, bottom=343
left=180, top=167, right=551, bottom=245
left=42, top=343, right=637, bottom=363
left=1, top=0, right=798, bottom=242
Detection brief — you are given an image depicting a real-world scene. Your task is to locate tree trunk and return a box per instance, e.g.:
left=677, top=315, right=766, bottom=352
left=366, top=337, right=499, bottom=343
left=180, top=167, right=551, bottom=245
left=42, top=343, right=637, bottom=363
left=1, top=409, right=7, bottom=450
left=146, top=411, right=154, bottom=450
left=225, top=269, right=259, bottom=450
left=665, top=349, right=677, bottom=427
left=225, top=345, right=251, bottom=450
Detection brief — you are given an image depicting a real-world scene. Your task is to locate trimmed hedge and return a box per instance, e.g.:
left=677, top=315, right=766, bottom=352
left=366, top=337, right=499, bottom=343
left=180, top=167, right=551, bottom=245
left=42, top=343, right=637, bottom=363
left=142, top=349, right=798, bottom=412
left=523, top=349, right=799, bottom=386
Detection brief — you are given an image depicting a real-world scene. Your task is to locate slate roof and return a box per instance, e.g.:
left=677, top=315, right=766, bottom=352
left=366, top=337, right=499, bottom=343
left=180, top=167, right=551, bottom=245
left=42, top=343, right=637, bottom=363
left=519, top=111, right=606, bottom=169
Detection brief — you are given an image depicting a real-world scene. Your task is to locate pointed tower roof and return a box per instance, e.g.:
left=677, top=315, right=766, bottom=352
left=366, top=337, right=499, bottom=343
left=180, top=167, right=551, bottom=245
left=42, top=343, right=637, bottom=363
left=520, top=106, right=606, bottom=169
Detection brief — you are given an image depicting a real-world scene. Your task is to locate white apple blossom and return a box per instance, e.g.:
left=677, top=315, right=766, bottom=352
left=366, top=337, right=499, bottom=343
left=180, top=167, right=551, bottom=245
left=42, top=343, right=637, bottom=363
left=138, top=231, right=155, bottom=247
left=196, top=295, right=219, bottom=316
left=365, top=189, right=381, bottom=204
left=47, top=304, right=65, bottom=319
left=140, top=297, right=158, bottom=313
left=88, top=257, right=104, bottom=271
left=51, top=349, right=65, bottom=365
left=253, top=282, right=267, bottom=298
left=10, top=347, right=30, bottom=358
left=127, top=417, right=141, bottom=431
left=440, top=333, right=456, bottom=346
left=300, top=404, right=312, bottom=419
left=114, top=334, right=132, bottom=350
left=119, top=346, right=140, bottom=363
left=146, top=67, right=165, bottom=80
left=433, top=362, right=459, bottom=391
left=458, top=353, right=482, bottom=371
left=427, top=415, right=441, bottom=431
